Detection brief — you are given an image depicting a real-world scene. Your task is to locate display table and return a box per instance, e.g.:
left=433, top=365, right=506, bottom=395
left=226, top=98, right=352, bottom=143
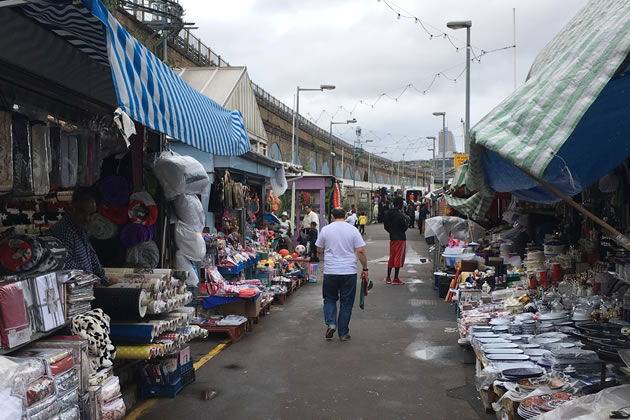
left=198, top=323, right=246, bottom=343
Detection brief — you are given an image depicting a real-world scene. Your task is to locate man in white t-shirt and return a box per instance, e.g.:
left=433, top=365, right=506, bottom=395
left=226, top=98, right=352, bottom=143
left=315, top=207, right=368, bottom=341
left=345, top=209, right=358, bottom=227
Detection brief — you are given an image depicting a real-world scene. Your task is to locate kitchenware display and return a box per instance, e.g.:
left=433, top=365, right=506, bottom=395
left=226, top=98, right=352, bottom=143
left=519, top=343, right=541, bottom=349
left=484, top=348, right=524, bottom=354
left=489, top=318, right=512, bottom=326
left=476, top=337, right=511, bottom=343
left=486, top=353, right=530, bottom=361
left=501, top=367, right=544, bottom=380
left=483, top=343, right=519, bottom=349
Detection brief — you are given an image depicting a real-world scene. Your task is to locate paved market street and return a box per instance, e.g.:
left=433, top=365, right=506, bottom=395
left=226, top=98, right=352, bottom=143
left=134, top=224, right=492, bottom=420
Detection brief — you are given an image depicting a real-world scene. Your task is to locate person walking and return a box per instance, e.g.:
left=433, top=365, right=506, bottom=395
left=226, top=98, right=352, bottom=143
left=419, top=202, right=428, bottom=235
left=372, top=202, right=379, bottom=223
left=407, top=200, right=416, bottom=228
left=301, top=205, right=320, bottom=260
left=358, top=212, right=367, bottom=235
left=345, top=209, right=358, bottom=227
left=384, top=196, right=408, bottom=285
left=315, top=207, right=368, bottom=341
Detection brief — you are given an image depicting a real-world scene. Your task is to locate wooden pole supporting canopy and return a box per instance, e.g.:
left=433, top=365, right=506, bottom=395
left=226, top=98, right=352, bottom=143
left=519, top=167, right=630, bottom=251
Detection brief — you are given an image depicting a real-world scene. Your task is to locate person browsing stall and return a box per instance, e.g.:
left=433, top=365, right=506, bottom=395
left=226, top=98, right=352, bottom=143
left=315, top=207, right=368, bottom=341
left=300, top=204, right=319, bottom=232
left=49, top=188, right=116, bottom=286
left=384, top=196, right=409, bottom=285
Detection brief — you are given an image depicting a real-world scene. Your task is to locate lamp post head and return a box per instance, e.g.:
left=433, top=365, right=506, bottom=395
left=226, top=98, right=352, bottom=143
left=320, top=85, right=336, bottom=90
left=427, top=136, right=436, bottom=140
left=432, top=112, right=445, bottom=117
left=347, top=118, right=357, bottom=124
left=364, top=139, right=374, bottom=143
left=446, top=20, right=472, bottom=30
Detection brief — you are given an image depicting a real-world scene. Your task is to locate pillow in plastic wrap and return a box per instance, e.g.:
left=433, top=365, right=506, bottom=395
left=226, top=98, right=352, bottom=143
left=58, top=386, right=79, bottom=412
left=0, top=387, right=22, bottom=420
left=58, top=405, right=80, bottom=420
left=172, top=194, right=205, bottom=232
left=152, top=152, right=208, bottom=200
left=173, top=221, right=205, bottom=261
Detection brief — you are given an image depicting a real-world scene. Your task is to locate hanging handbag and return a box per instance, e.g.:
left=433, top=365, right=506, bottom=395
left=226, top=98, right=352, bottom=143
left=223, top=170, right=233, bottom=209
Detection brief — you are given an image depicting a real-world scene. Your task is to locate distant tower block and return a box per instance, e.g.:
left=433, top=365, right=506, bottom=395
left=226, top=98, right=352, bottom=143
left=438, top=129, right=456, bottom=154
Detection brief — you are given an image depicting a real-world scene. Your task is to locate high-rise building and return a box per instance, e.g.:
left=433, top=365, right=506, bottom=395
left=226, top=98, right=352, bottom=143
left=438, top=129, right=457, bottom=154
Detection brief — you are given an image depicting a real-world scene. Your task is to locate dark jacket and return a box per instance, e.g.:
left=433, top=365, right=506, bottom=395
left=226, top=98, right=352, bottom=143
left=384, top=208, right=408, bottom=241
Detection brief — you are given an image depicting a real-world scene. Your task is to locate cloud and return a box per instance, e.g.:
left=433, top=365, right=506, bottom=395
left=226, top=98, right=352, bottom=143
left=180, top=0, right=590, bottom=160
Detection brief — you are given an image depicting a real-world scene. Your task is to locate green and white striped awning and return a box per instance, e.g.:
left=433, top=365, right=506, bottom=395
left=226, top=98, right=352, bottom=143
left=451, top=163, right=468, bottom=190
left=445, top=192, right=494, bottom=221
left=470, top=0, right=630, bottom=179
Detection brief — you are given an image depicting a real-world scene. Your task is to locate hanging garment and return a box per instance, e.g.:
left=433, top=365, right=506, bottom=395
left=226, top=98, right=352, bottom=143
left=232, top=182, right=244, bottom=208
left=223, top=171, right=233, bottom=209
left=49, top=126, right=62, bottom=188
left=60, top=134, right=78, bottom=188
left=12, top=114, right=33, bottom=196
left=76, top=134, right=88, bottom=186
left=30, top=121, right=51, bottom=196
left=0, top=111, right=13, bottom=193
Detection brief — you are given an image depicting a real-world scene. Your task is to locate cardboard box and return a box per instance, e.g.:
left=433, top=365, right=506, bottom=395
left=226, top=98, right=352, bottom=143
left=0, top=281, right=31, bottom=349
left=220, top=297, right=261, bottom=318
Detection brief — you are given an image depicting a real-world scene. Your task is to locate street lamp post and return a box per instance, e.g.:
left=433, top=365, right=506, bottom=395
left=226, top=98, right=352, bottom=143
left=432, top=112, right=446, bottom=186
left=294, top=84, right=335, bottom=164
left=427, top=136, right=436, bottom=188
left=446, top=20, right=472, bottom=154
left=329, top=118, right=356, bottom=176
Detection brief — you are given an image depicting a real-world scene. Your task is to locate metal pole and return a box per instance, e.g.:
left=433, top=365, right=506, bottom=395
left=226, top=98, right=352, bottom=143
left=369, top=152, right=372, bottom=191
left=465, top=26, right=471, bottom=155
left=432, top=138, right=435, bottom=185
left=329, top=121, right=334, bottom=176
left=513, top=8, right=517, bottom=91
left=341, top=148, right=344, bottom=178
left=294, top=86, right=300, bottom=164
left=442, top=115, right=446, bottom=186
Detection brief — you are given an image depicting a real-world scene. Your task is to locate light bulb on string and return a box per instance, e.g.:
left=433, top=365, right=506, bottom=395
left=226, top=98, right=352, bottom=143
left=397, top=13, right=401, bottom=20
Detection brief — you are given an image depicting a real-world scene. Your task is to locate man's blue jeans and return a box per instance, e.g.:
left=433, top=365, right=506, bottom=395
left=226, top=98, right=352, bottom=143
left=322, top=273, right=357, bottom=338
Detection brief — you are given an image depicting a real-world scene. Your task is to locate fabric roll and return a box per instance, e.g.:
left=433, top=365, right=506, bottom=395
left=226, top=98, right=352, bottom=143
left=30, top=121, right=51, bottom=196
left=115, top=345, right=159, bottom=360
left=49, top=126, right=62, bottom=187
left=125, top=241, right=159, bottom=269
left=107, top=277, right=162, bottom=293
left=0, top=111, right=13, bottom=193
left=127, top=191, right=157, bottom=226
left=0, top=234, right=43, bottom=273
left=12, top=114, right=33, bottom=196
left=99, top=176, right=129, bottom=206
left=61, top=134, right=78, bottom=188
left=99, top=203, right=128, bottom=225
left=109, top=324, right=154, bottom=343
left=120, top=224, right=153, bottom=248
left=92, top=288, right=147, bottom=320
left=87, top=214, right=119, bottom=240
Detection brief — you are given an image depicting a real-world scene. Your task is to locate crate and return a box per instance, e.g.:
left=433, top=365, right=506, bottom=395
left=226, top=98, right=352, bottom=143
left=218, top=262, right=244, bottom=275
left=140, top=377, right=184, bottom=398
left=182, top=367, right=196, bottom=387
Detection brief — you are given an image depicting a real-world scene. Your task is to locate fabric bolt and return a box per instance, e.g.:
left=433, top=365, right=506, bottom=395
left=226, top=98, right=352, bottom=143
left=61, top=134, right=78, bottom=188
left=315, top=221, right=365, bottom=275
left=49, top=126, right=62, bottom=187
left=115, top=345, right=159, bottom=359
left=172, top=194, right=205, bottom=232
left=322, top=273, right=357, bottom=338
left=120, top=223, right=154, bottom=248
left=388, top=240, right=406, bottom=268
left=99, top=176, right=130, bottom=206
left=109, top=324, right=155, bottom=343
left=49, top=216, right=107, bottom=283
left=93, top=288, right=147, bottom=320
left=127, top=191, right=157, bottom=226
left=125, top=240, right=159, bottom=269
left=0, top=111, right=13, bottom=193
left=87, top=213, right=119, bottom=240
left=0, top=235, right=40, bottom=272
left=99, top=203, right=129, bottom=225
left=70, top=309, right=115, bottom=370
left=30, top=121, right=51, bottom=196
left=12, top=114, right=34, bottom=196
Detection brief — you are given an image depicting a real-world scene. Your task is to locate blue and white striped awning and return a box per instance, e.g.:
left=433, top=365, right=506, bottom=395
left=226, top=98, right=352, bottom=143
left=21, top=0, right=250, bottom=156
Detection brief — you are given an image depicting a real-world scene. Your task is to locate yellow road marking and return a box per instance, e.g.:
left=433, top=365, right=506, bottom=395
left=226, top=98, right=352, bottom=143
left=125, top=339, right=231, bottom=420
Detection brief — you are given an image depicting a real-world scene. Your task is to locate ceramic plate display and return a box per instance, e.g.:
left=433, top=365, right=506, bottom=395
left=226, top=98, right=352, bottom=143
left=519, top=343, right=541, bottom=349
left=490, top=318, right=512, bottom=326
left=486, top=353, right=530, bottom=361
left=502, top=367, right=543, bottom=379
left=539, top=312, right=568, bottom=321
left=476, top=337, right=510, bottom=343
left=470, top=326, right=493, bottom=332
left=471, top=332, right=498, bottom=338
left=483, top=343, right=519, bottom=349
left=484, top=348, right=524, bottom=354
left=524, top=349, right=549, bottom=357
left=530, top=337, right=561, bottom=346
left=507, top=335, right=524, bottom=341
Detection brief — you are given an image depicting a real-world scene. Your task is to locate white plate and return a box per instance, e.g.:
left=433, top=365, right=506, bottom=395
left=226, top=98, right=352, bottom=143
left=486, top=353, right=530, bottom=361
left=539, top=312, right=568, bottom=321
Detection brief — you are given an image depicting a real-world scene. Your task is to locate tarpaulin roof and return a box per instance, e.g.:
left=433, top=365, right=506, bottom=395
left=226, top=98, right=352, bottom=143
left=20, top=0, right=250, bottom=156
left=468, top=0, right=630, bottom=203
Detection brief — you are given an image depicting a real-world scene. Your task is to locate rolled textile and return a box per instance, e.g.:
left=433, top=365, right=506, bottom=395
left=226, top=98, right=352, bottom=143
left=61, top=134, right=78, bottom=188
left=49, top=126, right=61, bottom=187
left=115, top=345, right=160, bottom=360
left=0, top=234, right=43, bottom=273
left=155, top=333, right=177, bottom=342
left=125, top=241, right=159, bottom=269
left=0, top=111, right=12, bottom=193
left=172, top=194, right=205, bottom=232
left=120, top=224, right=153, bottom=248
left=92, top=288, right=148, bottom=320
left=109, top=324, right=155, bottom=343
left=12, top=114, right=33, bottom=196
left=107, top=276, right=163, bottom=293
left=99, top=176, right=130, bottom=206
left=30, top=121, right=51, bottom=196
left=128, top=191, right=158, bottom=226
left=99, top=203, right=129, bottom=225
left=87, top=214, right=119, bottom=240
left=173, top=221, right=205, bottom=261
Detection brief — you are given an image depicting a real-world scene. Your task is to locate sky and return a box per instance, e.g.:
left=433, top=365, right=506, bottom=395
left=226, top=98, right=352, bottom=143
left=178, top=0, right=590, bottom=161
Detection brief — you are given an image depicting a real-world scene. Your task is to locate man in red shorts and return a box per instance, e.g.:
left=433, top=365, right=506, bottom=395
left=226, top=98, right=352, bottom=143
left=384, top=196, right=409, bottom=285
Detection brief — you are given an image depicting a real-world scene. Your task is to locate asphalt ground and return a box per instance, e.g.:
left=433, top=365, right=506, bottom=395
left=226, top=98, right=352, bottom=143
left=131, top=224, right=494, bottom=420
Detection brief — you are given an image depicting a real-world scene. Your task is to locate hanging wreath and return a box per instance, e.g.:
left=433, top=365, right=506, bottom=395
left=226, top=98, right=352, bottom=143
left=299, top=191, right=312, bottom=206
left=332, top=183, right=341, bottom=208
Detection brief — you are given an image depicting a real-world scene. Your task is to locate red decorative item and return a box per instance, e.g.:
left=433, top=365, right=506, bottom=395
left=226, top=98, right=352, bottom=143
left=332, top=183, right=341, bottom=208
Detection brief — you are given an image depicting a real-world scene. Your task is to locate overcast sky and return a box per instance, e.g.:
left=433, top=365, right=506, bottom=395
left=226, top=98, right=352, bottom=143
left=179, top=0, right=589, bottom=161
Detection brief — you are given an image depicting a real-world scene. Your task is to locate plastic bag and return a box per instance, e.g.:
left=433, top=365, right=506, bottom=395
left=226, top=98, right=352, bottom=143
left=101, top=397, right=125, bottom=420
left=58, top=387, right=79, bottom=412
left=0, top=387, right=22, bottom=420
left=172, top=194, right=205, bottom=232
left=152, top=152, right=208, bottom=200
left=173, top=222, right=205, bottom=261
left=174, top=253, right=199, bottom=287
left=100, top=376, right=120, bottom=403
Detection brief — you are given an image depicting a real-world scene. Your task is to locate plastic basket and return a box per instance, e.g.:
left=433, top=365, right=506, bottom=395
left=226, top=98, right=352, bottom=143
left=182, top=368, right=196, bottom=387
left=218, top=262, right=244, bottom=275
left=140, top=377, right=184, bottom=398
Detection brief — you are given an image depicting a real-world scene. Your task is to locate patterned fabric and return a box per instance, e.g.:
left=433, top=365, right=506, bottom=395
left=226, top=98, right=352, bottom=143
left=49, top=216, right=107, bottom=284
